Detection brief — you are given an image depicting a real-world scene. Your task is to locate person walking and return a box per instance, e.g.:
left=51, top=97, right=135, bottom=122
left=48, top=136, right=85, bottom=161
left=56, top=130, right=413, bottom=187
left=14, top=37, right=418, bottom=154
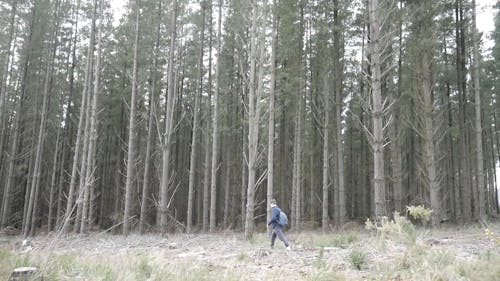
left=267, top=199, right=291, bottom=250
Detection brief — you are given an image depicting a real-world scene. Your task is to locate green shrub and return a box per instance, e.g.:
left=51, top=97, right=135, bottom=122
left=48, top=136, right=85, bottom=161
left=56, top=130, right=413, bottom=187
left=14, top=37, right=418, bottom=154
left=365, top=212, right=417, bottom=247
left=0, top=249, right=14, bottom=280
left=406, top=205, right=432, bottom=225
left=237, top=252, right=247, bottom=261
left=135, top=255, right=153, bottom=280
left=485, top=228, right=500, bottom=245
left=349, top=248, right=365, bottom=270
left=314, top=247, right=326, bottom=269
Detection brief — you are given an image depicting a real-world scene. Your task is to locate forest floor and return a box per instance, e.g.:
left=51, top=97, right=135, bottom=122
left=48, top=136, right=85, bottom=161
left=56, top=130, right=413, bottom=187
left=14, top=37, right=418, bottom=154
left=1, top=219, right=500, bottom=280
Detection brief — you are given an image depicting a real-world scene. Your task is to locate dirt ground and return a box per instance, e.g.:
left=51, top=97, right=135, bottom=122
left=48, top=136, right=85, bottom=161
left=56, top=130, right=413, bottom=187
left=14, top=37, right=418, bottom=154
left=1, top=221, right=500, bottom=280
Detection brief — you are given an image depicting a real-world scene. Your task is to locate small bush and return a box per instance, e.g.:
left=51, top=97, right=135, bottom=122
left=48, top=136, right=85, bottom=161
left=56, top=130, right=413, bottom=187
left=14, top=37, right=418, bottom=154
left=237, top=252, right=247, bottom=261
left=484, top=228, right=500, bottom=245
left=365, top=212, right=416, bottom=247
left=51, top=253, right=77, bottom=274
left=406, top=205, right=432, bottom=225
left=136, top=255, right=153, bottom=280
left=314, top=247, right=326, bottom=269
left=0, top=249, right=14, bottom=280
left=349, top=248, right=365, bottom=270
left=89, top=262, right=115, bottom=281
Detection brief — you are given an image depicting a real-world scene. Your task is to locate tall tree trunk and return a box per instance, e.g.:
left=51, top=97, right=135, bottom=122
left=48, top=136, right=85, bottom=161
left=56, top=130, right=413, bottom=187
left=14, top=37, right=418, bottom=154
left=63, top=0, right=93, bottom=233
left=81, top=0, right=103, bottom=233
left=0, top=2, right=19, bottom=230
left=307, top=16, right=318, bottom=223
left=209, top=0, right=222, bottom=233
left=123, top=0, right=141, bottom=235
left=471, top=0, right=485, bottom=219
left=55, top=133, right=67, bottom=229
left=223, top=148, right=230, bottom=229
left=140, top=0, right=162, bottom=234
left=24, top=0, right=62, bottom=236
left=421, top=56, right=440, bottom=227
left=56, top=0, right=79, bottom=230
left=159, top=0, right=178, bottom=229
left=292, top=1, right=305, bottom=231
left=240, top=90, right=247, bottom=228
left=333, top=0, right=345, bottom=226
left=391, top=1, right=404, bottom=213
left=113, top=102, right=126, bottom=233
left=245, top=0, right=265, bottom=239
left=2, top=1, right=36, bottom=230
left=0, top=0, right=18, bottom=177
left=202, top=116, right=211, bottom=232
left=22, top=94, right=37, bottom=233
left=493, top=113, right=500, bottom=214
left=202, top=0, right=214, bottom=232
left=368, top=0, right=387, bottom=218
left=487, top=126, right=496, bottom=214
left=359, top=22, right=369, bottom=218
left=48, top=121, right=62, bottom=232
left=186, top=0, right=205, bottom=233
left=267, top=0, right=277, bottom=226
left=443, top=37, right=458, bottom=221
left=322, top=73, right=330, bottom=231
left=455, top=0, right=471, bottom=222
left=74, top=0, right=98, bottom=233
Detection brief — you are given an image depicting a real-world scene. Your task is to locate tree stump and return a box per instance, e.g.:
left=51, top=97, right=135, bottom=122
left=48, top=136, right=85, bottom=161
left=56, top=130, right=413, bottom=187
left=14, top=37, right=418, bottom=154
left=8, top=267, right=37, bottom=281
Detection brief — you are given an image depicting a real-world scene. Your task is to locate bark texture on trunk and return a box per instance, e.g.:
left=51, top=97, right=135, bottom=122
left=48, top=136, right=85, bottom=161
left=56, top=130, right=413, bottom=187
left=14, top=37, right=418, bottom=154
left=369, top=0, right=387, bottom=219
left=159, top=0, right=178, bottom=229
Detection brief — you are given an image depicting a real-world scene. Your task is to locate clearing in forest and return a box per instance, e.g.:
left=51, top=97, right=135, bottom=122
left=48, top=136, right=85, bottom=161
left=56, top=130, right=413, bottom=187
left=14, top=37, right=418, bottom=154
left=1, top=218, right=500, bottom=280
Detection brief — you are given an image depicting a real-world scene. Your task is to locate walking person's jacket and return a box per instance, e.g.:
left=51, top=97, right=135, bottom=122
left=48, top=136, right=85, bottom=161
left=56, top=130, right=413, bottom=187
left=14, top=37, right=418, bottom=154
left=268, top=206, right=281, bottom=228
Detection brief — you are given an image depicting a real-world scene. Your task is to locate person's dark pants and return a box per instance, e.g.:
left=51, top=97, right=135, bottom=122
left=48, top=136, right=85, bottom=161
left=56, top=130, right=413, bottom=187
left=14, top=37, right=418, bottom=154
left=270, top=225, right=289, bottom=248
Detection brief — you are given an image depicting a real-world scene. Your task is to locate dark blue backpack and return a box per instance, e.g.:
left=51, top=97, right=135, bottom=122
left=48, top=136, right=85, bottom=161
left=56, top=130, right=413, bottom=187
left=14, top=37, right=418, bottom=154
left=278, top=210, right=288, bottom=227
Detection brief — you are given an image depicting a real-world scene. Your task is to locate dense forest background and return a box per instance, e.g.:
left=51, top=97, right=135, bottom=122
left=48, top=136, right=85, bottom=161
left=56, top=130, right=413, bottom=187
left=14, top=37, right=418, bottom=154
left=0, top=0, right=498, bottom=238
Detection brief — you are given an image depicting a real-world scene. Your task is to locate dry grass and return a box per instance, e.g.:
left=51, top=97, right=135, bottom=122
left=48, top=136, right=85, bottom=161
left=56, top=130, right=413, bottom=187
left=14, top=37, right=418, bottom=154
left=295, top=231, right=360, bottom=249
left=0, top=220, right=499, bottom=280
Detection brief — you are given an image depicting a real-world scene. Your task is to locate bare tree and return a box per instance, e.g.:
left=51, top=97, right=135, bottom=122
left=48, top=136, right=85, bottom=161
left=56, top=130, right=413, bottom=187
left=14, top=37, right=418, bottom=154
left=0, top=0, right=19, bottom=230
left=81, top=0, right=103, bottom=233
left=209, top=0, right=223, bottom=233
left=56, top=0, right=79, bottom=230
left=0, top=0, right=18, bottom=178
left=471, top=0, right=485, bottom=219
left=322, top=72, right=330, bottom=231
left=139, top=0, right=163, bottom=234
left=24, top=0, right=62, bottom=236
left=48, top=119, right=62, bottom=232
left=186, top=0, right=206, bottom=233
left=390, top=1, right=404, bottom=213
left=455, top=0, right=472, bottom=222
left=367, top=0, right=389, bottom=218
left=63, top=0, right=94, bottom=233
left=245, top=0, right=266, bottom=239
left=159, top=0, right=178, bottom=229
left=406, top=5, right=442, bottom=225
left=416, top=1, right=440, bottom=227
left=123, top=0, right=141, bottom=235
left=74, top=0, right=98, bottom=233
left=333, top=0, right=346, bottom=226
left=267, top=0, right=277, bottom=225
left=292, top=1, right=305, bottom=230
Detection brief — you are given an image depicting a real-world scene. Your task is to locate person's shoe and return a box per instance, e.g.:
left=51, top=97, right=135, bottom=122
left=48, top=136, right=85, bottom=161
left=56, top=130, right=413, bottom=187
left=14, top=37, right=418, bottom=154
left=286, top=246, right=291, bottom=251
